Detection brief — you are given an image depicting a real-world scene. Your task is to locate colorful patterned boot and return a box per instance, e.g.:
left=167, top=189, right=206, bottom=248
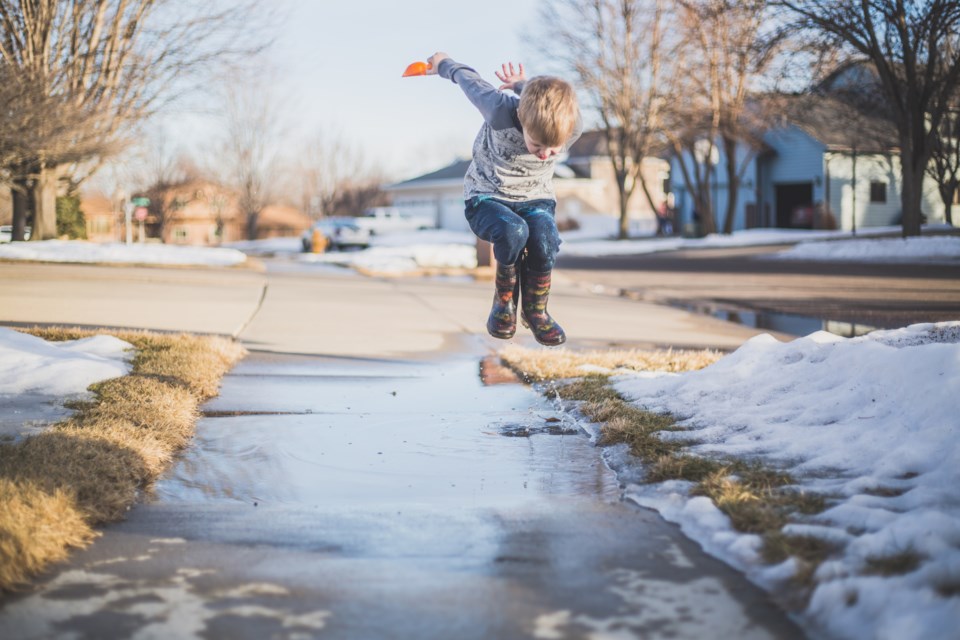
left=520, top=267, right=566, bottom=346
left=486, top=261, right=519, bottom=339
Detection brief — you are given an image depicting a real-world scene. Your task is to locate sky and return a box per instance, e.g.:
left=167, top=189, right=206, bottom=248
left=249, top=0, right=548, bottom=181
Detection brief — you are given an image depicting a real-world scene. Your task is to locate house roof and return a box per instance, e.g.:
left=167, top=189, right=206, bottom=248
left=567, top=130, right=607, bottom=158
left=777, top=93, right=899, bottom=153
left=80, top=194, right=113, bottom=218
left=389, top=159, right=473, bottom=187
left=258, top=204, right=311, bottom=230
left=387, top=156, right=589, bottom=189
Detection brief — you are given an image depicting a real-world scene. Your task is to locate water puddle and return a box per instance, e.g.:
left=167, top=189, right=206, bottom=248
left=153, top=353, right=621, bottom=507
left=670, top=301, right=881, bottom=337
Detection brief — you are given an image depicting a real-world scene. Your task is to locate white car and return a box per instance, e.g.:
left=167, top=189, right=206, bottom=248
left=301, top=218, right=371, bottom=252
left=0, top=225, right=31, bottom=242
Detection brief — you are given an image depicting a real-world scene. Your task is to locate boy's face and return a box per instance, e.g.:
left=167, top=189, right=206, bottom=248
left=523, top=131, right=562, bottom=160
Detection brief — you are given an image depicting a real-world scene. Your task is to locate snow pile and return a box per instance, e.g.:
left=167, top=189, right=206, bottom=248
left=775, top=236, right=960, bottom=263
left=0, top=327, right=132, bottom=396
left=611, top=323, right=960, bottom=639
left=302, top=243, right=477, bottom=273
left=0, top=240, right=248, bottom=267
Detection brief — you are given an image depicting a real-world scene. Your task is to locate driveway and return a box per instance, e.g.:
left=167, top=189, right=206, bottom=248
left=558, top=244, right=960, bottom=333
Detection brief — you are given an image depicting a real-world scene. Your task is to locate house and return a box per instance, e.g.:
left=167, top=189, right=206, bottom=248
left=384, top=130, right=669, bottom=233
left=79, top=193, right=121, bottom=242
left=144, top=180, right=311, bottom=245
left=669, top=68, right=953, bottom=234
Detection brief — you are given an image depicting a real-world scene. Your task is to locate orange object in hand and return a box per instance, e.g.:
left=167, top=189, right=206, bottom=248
left=402, top=61, right=431, bottom=77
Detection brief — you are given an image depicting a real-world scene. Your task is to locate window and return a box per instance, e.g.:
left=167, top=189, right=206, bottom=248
left=173, top=227, right=188, bottom=243
left=870, top=181, right=887, bottom=203
left=88, top=218, right=110, bottom=235
left=953, top=188, right=960, bottom=205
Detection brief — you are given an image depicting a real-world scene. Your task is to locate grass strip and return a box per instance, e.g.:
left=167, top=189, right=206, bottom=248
left=501, top=346, right=833, bottom=593
left=499, top=345, right=722, bottom=382
left=0, top=328, right=246, bottom=591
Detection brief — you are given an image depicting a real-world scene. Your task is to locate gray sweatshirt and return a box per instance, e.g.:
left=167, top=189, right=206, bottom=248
left=437, top=58, right=582, bottom=203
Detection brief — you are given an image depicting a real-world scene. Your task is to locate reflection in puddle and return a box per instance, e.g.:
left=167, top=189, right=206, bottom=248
left=499, top=422, right=581, bottom=438
left=479, top=355, right=522, bottom=385
left=669, top=301, right=880, bottom=337
left=155, top=356, right=622, bottom=506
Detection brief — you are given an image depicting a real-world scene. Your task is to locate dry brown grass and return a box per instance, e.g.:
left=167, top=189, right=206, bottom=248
left=507, top=344, right=836, bottom=599
left=0, top=479, right=97, bottom=589
left=0, top=328, right=246, bottom=591
left=499, top=345, right=722, bottom=382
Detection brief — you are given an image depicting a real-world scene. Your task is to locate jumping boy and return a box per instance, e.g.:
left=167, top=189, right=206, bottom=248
left=426, top=53, right=582, bottom=346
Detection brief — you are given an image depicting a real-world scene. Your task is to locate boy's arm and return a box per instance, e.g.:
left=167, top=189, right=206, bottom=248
left=435, top=57, right=518, bottom=130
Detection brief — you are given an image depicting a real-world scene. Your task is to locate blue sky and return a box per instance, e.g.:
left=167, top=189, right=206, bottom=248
left=268, top=0, right=548, bottom=180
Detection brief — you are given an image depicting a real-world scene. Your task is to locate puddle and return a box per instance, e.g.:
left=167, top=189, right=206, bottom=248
left=670, top=301, right=880, bottom=337
left=154, top=354, right=621, bottom=507
left=499, top=420, right=581, bottom=438
left=479, top=355, right=522, bottom=385
left=0, top=393, right=75, bottom=442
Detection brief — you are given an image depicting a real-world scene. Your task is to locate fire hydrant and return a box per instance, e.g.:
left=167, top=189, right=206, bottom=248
left=311, top=228, right=328, bottom=254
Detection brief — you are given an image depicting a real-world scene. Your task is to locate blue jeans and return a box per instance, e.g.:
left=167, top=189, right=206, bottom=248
left=465, top=196, right=561, bottom=271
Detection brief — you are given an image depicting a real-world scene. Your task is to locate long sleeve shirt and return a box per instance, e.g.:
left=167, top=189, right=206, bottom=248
left=437, top=58, right=582, bottom=203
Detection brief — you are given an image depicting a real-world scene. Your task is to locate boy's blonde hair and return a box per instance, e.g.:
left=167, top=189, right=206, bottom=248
left=517, top=76, right=579, bottom=147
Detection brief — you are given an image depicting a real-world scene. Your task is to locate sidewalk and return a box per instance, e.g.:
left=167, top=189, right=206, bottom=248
left=0, top=262, right=805, bottom=639
left=0, top=262, right=780, bottom=355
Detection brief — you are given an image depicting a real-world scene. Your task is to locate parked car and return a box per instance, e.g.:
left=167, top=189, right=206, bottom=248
left=353, top=207, right=434, bottom=235
left=301, top=218, right=371, bottom=252
left=0, top=225, right=31, bottom=243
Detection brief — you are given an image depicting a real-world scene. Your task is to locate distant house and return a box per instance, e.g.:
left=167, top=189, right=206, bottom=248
left=384, top=130, right=669, bottom=233
left=79, top=193, right=120, bottom=242
left=144, top=180, right=311, bottom=246
left=670, top=67, right=953, bottom=234
left=1, top=187, right=121, bottom=242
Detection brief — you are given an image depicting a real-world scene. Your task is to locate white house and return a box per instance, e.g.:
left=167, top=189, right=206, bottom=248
left=384, top=131, right=670, bottom=234
left=670, top=94, right=952, bottom=234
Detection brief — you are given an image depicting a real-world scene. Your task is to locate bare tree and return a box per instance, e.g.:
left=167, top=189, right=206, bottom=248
left=541, top=0, right=670, bottom=239
left=778, top=0, right=960, bottom=237
left=928, top=103, right=960, bottom=226
left=670, top=0, right=783, bottom=235
left=0, top=0, right=266, bottom=241
left=296, top=130, right=369, bottom=218
left=218, top=80, right=284, bottom=240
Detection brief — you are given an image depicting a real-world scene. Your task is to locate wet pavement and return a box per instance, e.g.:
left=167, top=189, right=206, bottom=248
left=0, top=349, right=803, bottom=639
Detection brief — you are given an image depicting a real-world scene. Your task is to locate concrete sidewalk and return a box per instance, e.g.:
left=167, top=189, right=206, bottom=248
left=0, top=262, right=806, bottom=639
left=0, top=262, right=783, bottom=354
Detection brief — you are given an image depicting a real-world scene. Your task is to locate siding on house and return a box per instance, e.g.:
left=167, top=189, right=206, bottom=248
left=670, top=122, right=953, bottom=233
left=825, top=152, right=946, bottom=228
left=670, top=144, right=760, bottom=232
left=384, top=149, right=664, bottom=233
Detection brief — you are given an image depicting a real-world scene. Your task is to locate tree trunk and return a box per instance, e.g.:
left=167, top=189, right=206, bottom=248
left=899, top=150, right=925, bottom=237
left=945, top=200, right=954, bottom=226
left=246, top=212, right=259, bottom=241
left=11, top=184, right=30, bottom=241
left=31, top=167, right=59, bottom=241
left=722, top=136, right=738, bottom=235
left=618, top=185, right=630, bottom=239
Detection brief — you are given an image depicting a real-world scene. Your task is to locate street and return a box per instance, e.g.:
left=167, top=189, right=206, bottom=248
left=558, top=244, right=960, bottom=333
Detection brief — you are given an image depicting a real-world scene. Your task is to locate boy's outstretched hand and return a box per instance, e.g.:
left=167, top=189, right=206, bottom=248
left=495, top=62, right=526, bottom=91
left=425, top=52, right=448, bottom=74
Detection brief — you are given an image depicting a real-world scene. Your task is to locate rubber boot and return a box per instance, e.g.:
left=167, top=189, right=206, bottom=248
left=520, top=266, right=566, bottom=346
left=486, top=261, right=519, bottom=339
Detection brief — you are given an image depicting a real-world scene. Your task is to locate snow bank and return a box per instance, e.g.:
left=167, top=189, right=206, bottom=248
left=612, top=322, right=960, bottom=639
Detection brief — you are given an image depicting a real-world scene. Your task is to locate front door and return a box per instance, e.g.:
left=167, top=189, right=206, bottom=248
left=775, top=183, right=814, bottom=229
